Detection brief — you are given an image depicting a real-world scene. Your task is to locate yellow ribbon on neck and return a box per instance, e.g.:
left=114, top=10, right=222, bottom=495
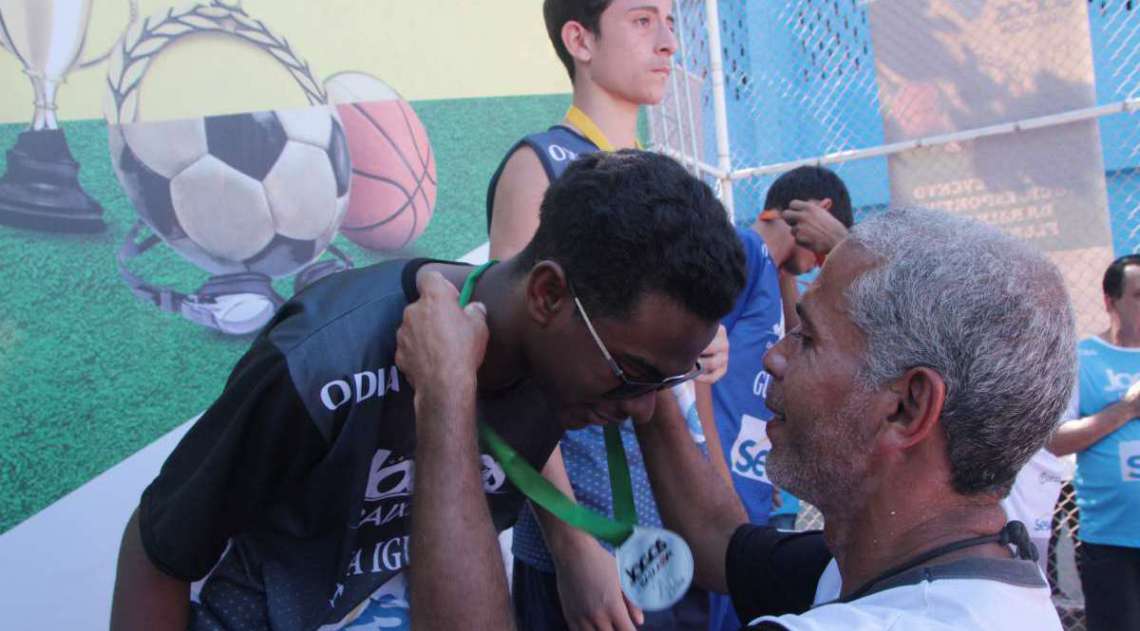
left=565, top=105, right=642, bottom=152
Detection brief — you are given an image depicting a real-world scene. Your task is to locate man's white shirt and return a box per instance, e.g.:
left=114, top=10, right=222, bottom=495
left=750, top=558, right=1061, bottom=630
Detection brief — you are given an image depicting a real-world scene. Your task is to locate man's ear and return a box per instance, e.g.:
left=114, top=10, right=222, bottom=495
left=820, top=198, right=833, bottom=211
left=562, top=20, right=595, bottom=67
left=525, top=261, right=571, bottom=327
left=884, top=366, right=946, bottom=450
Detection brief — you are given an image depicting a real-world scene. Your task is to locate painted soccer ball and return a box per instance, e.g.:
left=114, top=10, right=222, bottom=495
left=109, top=106, right=351, bottom=277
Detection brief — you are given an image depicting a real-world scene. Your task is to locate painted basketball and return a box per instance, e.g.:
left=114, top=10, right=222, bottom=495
left=325, top=72, right=436, bottom=251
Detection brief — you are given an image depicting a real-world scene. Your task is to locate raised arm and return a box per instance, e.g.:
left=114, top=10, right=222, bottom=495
left=397, top=271, right=513, bottom=630
left=635, top=390, right=747, bottom=593
left=783, top=199, right=849, bottom=256
left=533, top=448, right=646, bottom=629
left=778, top=272, right=800, bottom=336
left=696, top=381, right=733, bottom=487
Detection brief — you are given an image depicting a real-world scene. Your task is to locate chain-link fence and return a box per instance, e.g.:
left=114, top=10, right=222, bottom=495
left=652, top=0, right=1138, bottom=333
left=651, top=2, right=1140, bottom=629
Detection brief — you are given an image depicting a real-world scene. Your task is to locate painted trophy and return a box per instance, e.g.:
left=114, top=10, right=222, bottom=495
left=0, top=0, right=136, bottom=233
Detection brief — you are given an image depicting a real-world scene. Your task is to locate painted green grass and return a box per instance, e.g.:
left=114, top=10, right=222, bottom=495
left=0, top=92, right=570, bottom=532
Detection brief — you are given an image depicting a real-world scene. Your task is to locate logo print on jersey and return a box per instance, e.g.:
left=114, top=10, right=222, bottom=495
left=364, top=449, right=508, bottom=502
left=481, top=454, right=507, bottom=493
left=345, top=534, right=412, bottom=577
left=365, top=449, right=414, bottom=501
left=753, top=370, right=773, bottom=398
left=730, top=414, right=772, bottom=483
left=320, top=365, right=401, bottom=410
left=338, top=574, right=411, bottom=630
left=547, top=144, right=578, bottom=163
left=750, top=323, right=783, bottom=397
left=1105, top=368, right=1140, bottom=393
left=1120, top=441, right=1140, bottom=482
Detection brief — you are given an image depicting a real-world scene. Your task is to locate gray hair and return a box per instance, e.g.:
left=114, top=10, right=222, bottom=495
left=844, top=208, right=1076, bottom=496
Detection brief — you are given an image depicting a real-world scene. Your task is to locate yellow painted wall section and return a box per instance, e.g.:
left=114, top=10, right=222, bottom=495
left=0, top=0, right=570, bottom=124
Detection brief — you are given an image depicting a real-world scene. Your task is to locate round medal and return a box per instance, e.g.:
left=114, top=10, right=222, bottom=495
left=615, top=526, right=695, bottom=611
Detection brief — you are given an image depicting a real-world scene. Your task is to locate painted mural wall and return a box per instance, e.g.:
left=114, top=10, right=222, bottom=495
left=0, top=0, right=573, bottom=532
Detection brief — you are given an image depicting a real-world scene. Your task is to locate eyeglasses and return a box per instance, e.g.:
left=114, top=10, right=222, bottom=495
left=570, top=288, right=702, bottom=400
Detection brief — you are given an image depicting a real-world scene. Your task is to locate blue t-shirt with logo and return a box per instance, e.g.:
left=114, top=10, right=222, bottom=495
left=709, top=228, right=784, bottom=631
left=713, top=227, right=783, bottom=523
left=1073, top=336, right=1140, bottom=548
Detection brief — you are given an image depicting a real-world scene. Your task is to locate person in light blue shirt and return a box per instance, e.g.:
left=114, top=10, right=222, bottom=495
left=1048, top=253, right=1140, bottom=631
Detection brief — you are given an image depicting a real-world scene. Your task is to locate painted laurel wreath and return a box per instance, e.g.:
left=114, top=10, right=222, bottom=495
left=105, top=0, right=325, bottom=125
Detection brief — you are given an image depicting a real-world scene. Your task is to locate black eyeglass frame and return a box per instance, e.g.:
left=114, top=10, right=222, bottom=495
left=569, top=285, right=703, bottom=400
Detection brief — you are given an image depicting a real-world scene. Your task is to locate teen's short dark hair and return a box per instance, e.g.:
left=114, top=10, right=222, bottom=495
left=1104, top=254, right=1140, bottom=300
left=763, top=165, right=854, bottom=228
left=519, top=150, right=746, bottom=323
left=544, top=0, right=613, bottom=80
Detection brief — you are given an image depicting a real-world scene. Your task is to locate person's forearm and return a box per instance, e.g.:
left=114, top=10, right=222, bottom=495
left=696, top=382, right=733, bottom=487
left=534, top=448, right=645, bottom=628
left=532, top=447, right=601, bottom=567
left=1048, top=400, right=1138, bottom=456
left=110, top=509, right=190, bottom=631
left=778, top=272, right=800, bottom=333
left=410, top=383, right=514, bottom=630
left=635, top=392, right=746, bottom=593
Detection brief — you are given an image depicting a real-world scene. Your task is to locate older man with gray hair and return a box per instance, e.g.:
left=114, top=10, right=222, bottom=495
left=638, top=208, right=1075, bottom=630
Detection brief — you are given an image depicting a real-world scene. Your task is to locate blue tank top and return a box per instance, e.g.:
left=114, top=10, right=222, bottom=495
left=485, top=125, right=599, bottom=231
left=487, top=127, right=671, bottom=571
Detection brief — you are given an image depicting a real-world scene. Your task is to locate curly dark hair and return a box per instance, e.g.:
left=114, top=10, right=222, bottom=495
left=518, top=149, right=746, bottom=322
left=764, top=165, right=854, bottom=228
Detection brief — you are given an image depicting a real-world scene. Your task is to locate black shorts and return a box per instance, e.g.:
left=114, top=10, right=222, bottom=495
left=1077, top=541, right=1140, bottom=631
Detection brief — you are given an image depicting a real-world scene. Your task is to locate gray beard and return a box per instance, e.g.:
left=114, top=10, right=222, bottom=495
left=766, top=390, right=874, bottom=515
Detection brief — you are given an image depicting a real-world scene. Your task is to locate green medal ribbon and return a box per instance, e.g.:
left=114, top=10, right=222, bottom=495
left=459, top=261, right=636, bottom=546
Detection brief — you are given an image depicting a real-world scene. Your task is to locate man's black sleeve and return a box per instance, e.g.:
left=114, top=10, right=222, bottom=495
left=725, top=524, right=833, bottom=624
left=137, top=341, right=329, bottom=581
